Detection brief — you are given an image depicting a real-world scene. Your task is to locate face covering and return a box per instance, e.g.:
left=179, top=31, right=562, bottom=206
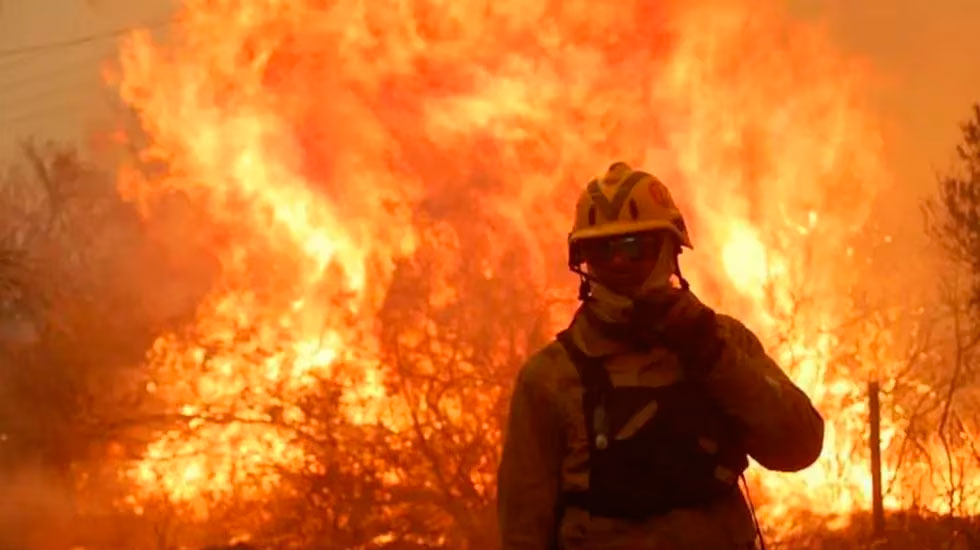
left=585, top=234, right=679, bottom=326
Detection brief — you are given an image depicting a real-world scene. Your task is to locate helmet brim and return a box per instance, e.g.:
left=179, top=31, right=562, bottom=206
left=569, top=220, right=693, bottom=249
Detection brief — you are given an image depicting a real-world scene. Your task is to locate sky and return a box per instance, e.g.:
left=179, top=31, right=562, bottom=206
left=786, top=0, right=980, bottom=204
left=0, top=0, right=175, bottom=159
left=0, top=0, right=977, bottom=202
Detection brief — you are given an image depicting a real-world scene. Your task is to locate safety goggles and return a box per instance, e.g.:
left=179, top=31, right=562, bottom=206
left=579, top=232, right=666, bottom=264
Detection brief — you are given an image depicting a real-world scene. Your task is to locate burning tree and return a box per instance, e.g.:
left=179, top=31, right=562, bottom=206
left=374, top=201, right=560, bottom=549
left=771, top=103, right=980, bottom=549
left=926, top=104, right=980, bottom=311
left=921, top=103, right=980, bottom=517
left=0, top=140, right=160, bottom=482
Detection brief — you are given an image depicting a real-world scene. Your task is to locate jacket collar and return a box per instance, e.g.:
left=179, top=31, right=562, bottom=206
left=569, top=304, right=632, bottom=358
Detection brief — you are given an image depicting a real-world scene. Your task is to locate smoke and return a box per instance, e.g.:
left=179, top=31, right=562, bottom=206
left=775, top=0, right=980, bottom=319
left=789, top=0, right=980, bottom=211
left=0, top=142, right=217, bottom=550
left=0, top=467, right=74, bottom=550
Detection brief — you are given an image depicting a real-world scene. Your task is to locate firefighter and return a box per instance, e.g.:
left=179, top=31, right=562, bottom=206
left=497, top=162, right=824, bottom=550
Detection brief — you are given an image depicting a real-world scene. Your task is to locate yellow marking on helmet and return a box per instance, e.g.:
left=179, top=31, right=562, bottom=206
left=587, top=173, right=645, bottom=220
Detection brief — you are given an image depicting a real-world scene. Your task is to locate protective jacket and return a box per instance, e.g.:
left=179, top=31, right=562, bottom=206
left=497, top=306, right=824, bottom=550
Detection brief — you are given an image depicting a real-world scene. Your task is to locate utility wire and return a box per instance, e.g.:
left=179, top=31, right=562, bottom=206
left=0, top=88, right=120, bottom=132
left=0, top=18, right=170, bottom=73
left=0, top=75, right=103, bottom=114
left=0, top=50, right=55, bottom=73
left=0, top=18, right=172, bottom=58
left=0, top=16, right=173, bottom=140
left=0, top=54, right=107, bottom=98
left=0, top=18, right=173, bottom=130
left=1, top=97, right=91, bottom=128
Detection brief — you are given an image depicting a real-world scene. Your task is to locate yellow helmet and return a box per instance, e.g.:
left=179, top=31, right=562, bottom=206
left=568, top=162, right=692, bottom=266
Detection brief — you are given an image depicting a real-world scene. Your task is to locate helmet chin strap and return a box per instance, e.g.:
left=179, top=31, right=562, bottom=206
left=572, top=241, right=689, bottom=304
left=571, top=265, right=600, bottom=301
left=569, top=240, right=690, bottom=349
left=636, top=243, right=687, bottom=296
left=675, top=260, right=691, bottom=292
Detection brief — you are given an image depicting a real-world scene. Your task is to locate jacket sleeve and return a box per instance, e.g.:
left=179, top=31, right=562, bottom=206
left=705, top=316, right=825, bottom=472
left=497, top=362, right=565, bottom=550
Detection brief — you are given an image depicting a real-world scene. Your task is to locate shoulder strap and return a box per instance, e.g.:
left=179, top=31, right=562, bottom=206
left=555, top=329, right=613, bottom=394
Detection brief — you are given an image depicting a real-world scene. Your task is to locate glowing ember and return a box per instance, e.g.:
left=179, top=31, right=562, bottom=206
left=109, top=0, right=979, bottom=537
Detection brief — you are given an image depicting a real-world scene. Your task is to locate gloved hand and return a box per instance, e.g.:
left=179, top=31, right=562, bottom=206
left=630, top=289, right=725, bottom=375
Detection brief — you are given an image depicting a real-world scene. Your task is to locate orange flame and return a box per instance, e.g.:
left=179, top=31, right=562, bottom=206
left=110, top=0, right=979, bottom=536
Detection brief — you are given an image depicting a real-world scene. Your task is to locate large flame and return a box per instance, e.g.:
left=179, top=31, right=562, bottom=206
left=110, top=0, right=978, bottom=541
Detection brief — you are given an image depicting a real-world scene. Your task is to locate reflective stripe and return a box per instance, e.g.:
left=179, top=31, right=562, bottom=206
left=586, top=172, right=648, bottom=221
left=614, top=399, right=659, bottom=440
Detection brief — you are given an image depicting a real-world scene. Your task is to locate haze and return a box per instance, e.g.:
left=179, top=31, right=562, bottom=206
left=0, top=0, right=978, bottom=203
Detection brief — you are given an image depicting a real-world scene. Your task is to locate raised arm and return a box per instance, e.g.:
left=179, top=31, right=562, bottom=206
left=706, top=315, right=825, bottom=471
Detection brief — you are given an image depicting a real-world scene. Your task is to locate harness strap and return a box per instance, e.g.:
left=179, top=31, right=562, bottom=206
left=555, top=328, right=613, bottom=394
left=553, top=322, right=750, bottom=527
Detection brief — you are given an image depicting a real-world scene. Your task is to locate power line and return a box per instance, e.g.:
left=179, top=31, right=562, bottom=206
left=0, top=75, right=104, bottom=114
left=0, top=89, right=123, bottom=136
left=0, top=18, right=173, bottom=59
left=0, top=38, right=118, bottom=75
left=0, top=16, right=173, bottom=140
left=0, top=50, right=54, bottom=73
left=0, top=53, right=108, bottom=98
left=0, top=97, right=92, bottom=128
